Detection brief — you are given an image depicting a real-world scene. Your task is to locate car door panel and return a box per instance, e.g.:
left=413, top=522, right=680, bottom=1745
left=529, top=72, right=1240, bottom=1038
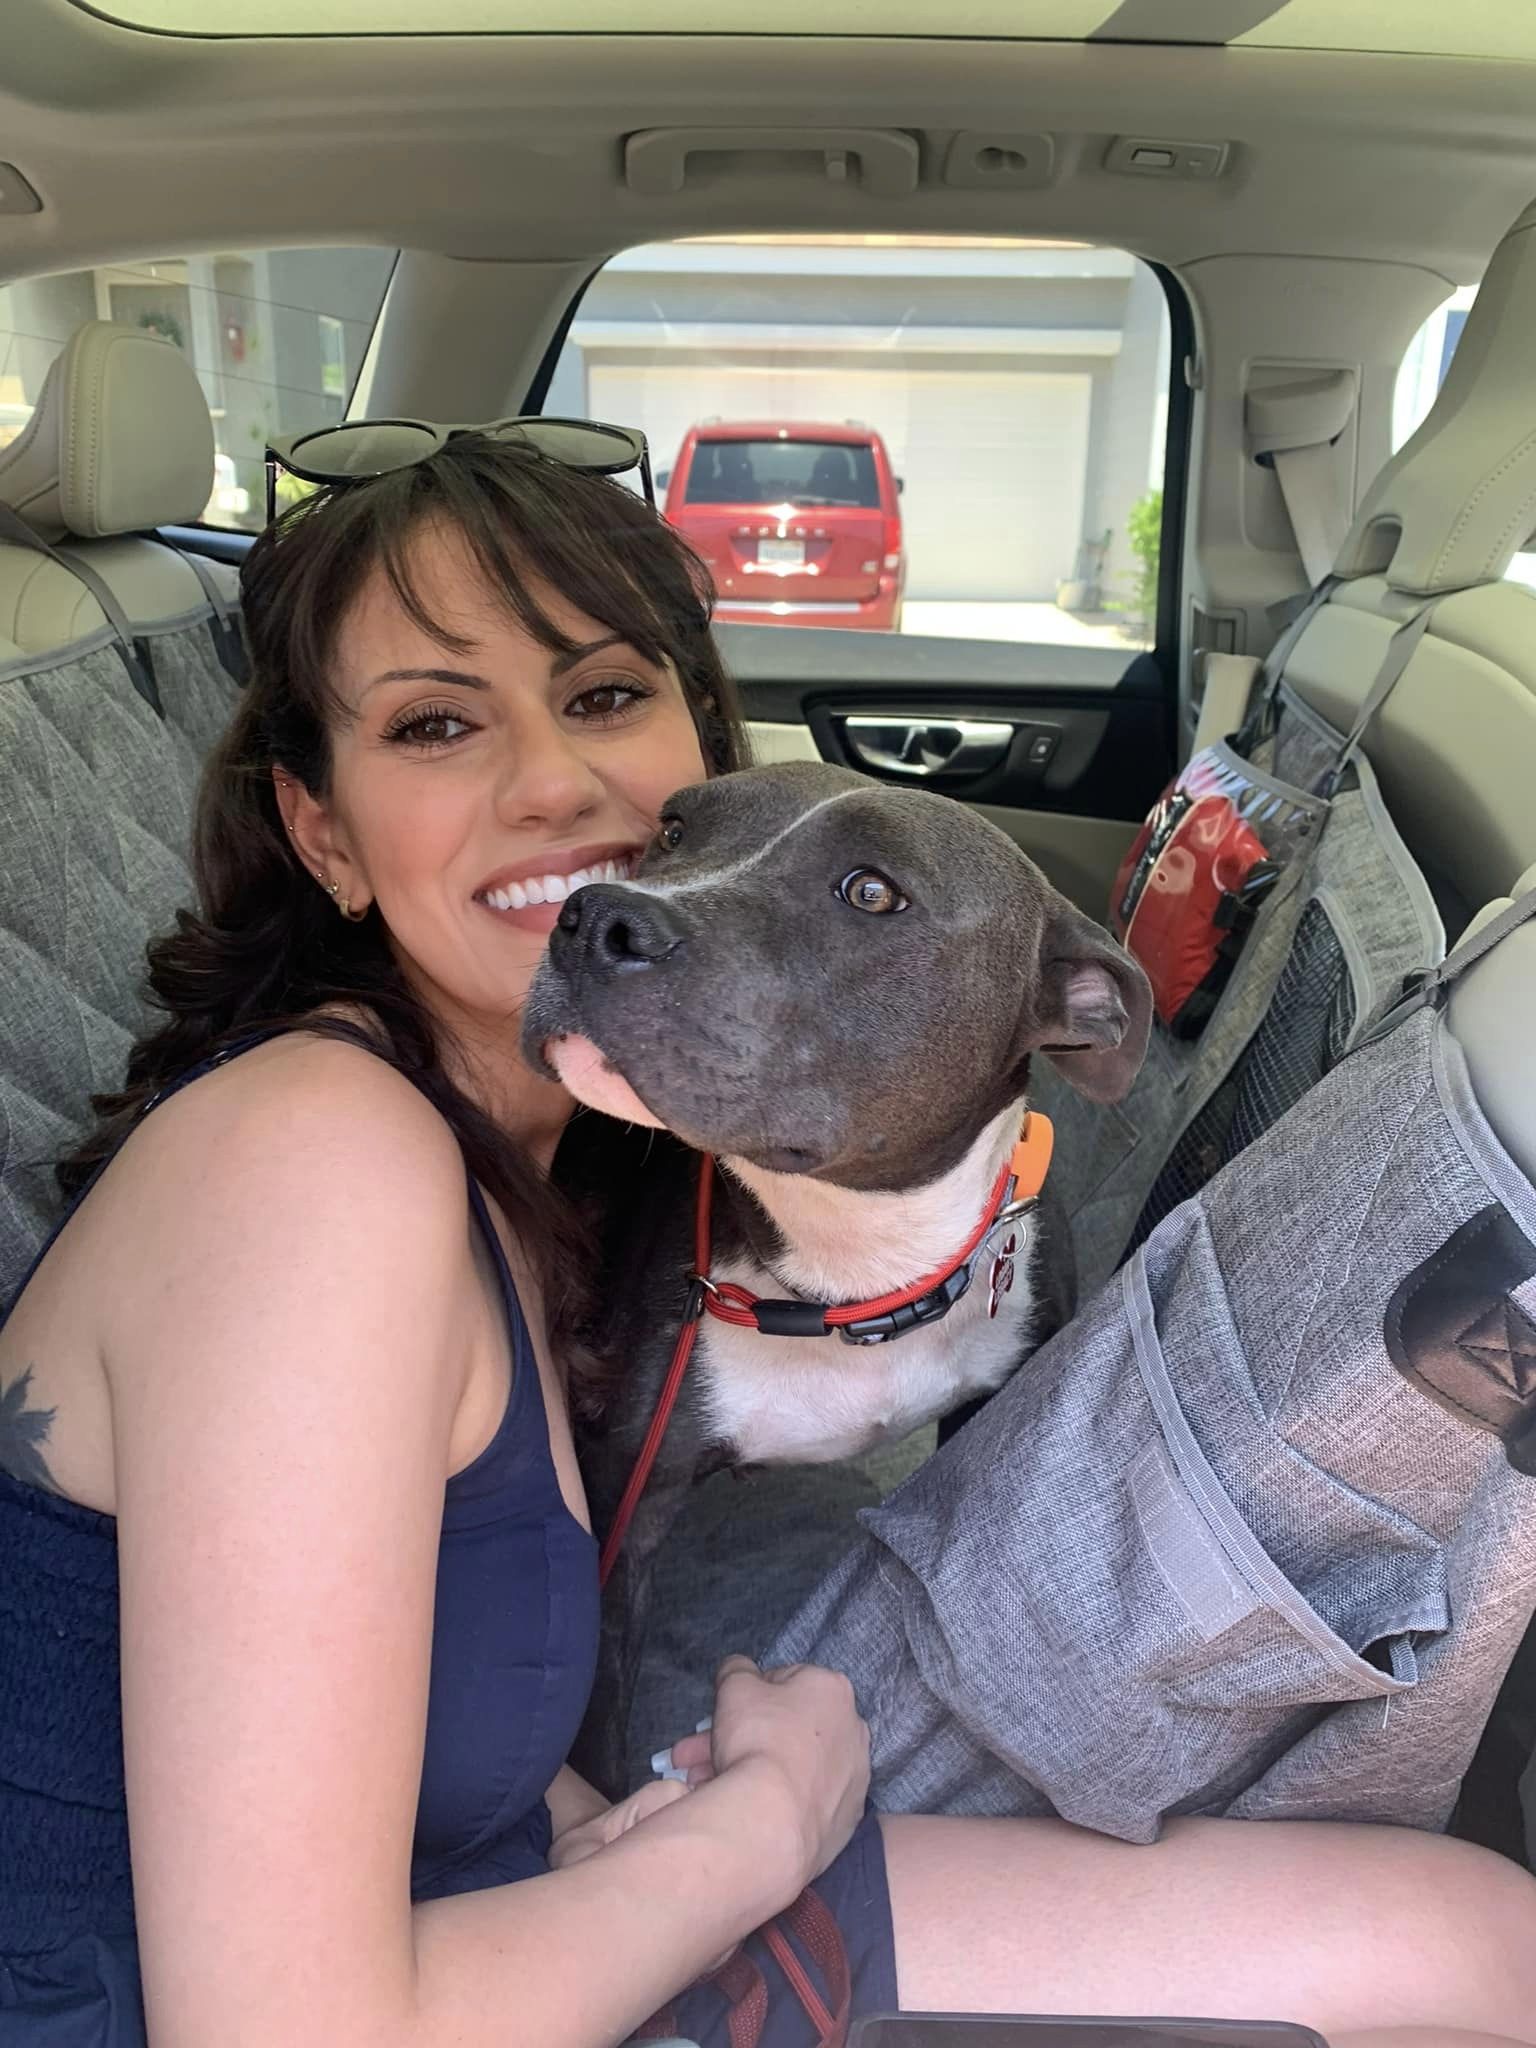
left=719, top=622, right=1168, bottom=916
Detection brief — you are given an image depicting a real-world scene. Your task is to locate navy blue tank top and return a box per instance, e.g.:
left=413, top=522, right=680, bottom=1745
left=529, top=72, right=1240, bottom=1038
left=0, top=1035, right=599, bottom=2029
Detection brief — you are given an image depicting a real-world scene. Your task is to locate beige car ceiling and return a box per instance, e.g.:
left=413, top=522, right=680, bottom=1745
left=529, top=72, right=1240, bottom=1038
left=4, top=0, right=1535, bottom=288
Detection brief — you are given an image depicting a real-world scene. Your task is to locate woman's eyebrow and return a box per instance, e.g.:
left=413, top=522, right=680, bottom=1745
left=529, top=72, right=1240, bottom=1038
left=550, top=634, right=628, bottom=675
left=363, top=666, right=490, bottom=696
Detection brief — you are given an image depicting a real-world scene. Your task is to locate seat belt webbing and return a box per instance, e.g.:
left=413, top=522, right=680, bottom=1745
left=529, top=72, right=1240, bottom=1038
left=1270, top=436, right=1349, bottom=589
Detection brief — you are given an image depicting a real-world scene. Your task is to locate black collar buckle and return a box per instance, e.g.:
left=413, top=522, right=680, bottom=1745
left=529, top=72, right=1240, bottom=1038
left=835, top=1262, right=975, bottom=1347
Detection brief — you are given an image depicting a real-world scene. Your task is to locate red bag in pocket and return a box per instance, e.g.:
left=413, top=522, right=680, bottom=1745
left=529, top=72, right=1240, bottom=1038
left=1122, top=782, right=1277, bottom=1040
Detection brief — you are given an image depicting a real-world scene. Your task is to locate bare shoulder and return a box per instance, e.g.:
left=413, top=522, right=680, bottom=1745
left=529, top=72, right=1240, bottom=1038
left=94, top=1031, right=473, bottom=1323
left=124, top=1030, right=461, bottom=1206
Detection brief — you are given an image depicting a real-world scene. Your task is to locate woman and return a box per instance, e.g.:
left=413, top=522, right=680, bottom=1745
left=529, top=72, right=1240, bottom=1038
left=1, top=434, right=1533, bottom=2048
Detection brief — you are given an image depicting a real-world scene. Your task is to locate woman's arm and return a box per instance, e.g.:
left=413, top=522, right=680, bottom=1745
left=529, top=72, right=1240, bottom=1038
left=108, top=1039, right=839, bottom=2048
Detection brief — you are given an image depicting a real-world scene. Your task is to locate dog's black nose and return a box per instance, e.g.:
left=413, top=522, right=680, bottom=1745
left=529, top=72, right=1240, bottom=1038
left=556, top=884, right=686, bottom=971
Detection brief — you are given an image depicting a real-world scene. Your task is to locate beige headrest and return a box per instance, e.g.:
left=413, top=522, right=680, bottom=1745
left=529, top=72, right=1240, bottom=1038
left=0, top=319, right=215, bottom=541
left=1334, top=200, right=1536, bottom=596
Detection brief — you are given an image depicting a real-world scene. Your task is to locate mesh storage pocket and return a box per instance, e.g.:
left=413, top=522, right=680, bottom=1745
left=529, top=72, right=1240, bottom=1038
left=1127, top=895, right=1355, bottom=1256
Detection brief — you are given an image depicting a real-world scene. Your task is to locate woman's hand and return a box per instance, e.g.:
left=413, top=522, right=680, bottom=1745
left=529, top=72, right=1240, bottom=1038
left=548, top=1778, right=692, bottom=1872
left=666, top=1657, right=870, bottom=1895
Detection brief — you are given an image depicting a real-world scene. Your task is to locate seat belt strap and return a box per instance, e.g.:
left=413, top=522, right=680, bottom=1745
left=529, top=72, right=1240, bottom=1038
left=1270, top=437, right=1349, bottom=588
left=0, top=502, right=162, bottom=715
left=1192, top=650, right=1261, bottom=754
left=1245, top=366, right=1358, bottom=587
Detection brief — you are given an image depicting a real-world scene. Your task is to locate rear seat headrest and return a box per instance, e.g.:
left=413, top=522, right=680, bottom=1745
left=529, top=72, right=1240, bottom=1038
left=0, top=318, right=215, bottom=542
left=1334, top=199, right=1536, bottom=597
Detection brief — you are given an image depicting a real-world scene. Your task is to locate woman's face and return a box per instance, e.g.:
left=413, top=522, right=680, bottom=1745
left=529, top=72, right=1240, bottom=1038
left=279, top=519, right=709, bottom=1051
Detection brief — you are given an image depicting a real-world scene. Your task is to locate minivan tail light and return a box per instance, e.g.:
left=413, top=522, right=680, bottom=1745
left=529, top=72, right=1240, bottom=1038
left=882, top=515, right=902, bottom=561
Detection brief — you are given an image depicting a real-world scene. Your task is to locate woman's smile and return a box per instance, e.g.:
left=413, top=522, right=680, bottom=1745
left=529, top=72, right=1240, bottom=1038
left=474, top=844, right=642, bottom=934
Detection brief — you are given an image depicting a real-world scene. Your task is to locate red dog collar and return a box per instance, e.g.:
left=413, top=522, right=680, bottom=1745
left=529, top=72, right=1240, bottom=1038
left=695, top=1110, right=1054, bottom=1346
left=597, top=1113, right=1054, bottom=1588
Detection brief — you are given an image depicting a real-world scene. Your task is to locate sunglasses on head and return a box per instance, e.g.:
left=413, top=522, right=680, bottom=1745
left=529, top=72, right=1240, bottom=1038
left=264, top=415, right=654, bottom=526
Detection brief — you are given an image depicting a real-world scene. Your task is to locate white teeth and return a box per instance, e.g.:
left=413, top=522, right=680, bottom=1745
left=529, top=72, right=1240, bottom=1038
left=481, top=881, right=528, bottom=912
left=480, top=854, right=634, bottom=912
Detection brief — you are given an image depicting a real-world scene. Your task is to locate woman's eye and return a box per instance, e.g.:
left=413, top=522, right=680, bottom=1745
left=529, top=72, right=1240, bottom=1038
left=570, top=680, right=653, bottom=722
left=657, top=816, right=685, bottom=851
left=385, top=706, right=472, bottom=749
left=836, top=868, right=908, bottom=915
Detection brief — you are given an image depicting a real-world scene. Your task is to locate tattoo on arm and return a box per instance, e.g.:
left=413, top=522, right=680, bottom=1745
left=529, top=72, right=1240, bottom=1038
left=0, top=1366, right=59, bottom=1494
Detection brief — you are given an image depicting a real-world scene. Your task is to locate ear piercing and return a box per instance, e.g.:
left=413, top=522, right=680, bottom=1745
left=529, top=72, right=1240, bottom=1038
left=312, top=867, right=369, bottom=922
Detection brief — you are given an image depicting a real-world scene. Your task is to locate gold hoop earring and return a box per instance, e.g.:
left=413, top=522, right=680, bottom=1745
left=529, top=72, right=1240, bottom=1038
left=339, top=895, right=368, bottom=923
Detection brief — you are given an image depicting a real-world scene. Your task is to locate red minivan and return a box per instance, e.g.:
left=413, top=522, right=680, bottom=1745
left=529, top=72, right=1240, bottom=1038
left=662, top=420, right=905, bottom=631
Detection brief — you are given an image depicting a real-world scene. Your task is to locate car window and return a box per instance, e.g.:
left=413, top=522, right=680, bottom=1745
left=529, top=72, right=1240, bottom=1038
left=542, top=236, right=1174, bottom=653
left=683, top=437, right=883, bottom=510
left=1393, top=281, right=1536, bottom=592
left=0, top=245, right=396, bottom=531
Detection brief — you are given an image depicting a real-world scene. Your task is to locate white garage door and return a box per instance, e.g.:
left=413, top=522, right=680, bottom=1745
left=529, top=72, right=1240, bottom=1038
left=588, top=359, right=1091, bottom=602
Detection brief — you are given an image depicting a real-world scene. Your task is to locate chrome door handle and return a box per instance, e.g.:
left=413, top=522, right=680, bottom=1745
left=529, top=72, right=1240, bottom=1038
left=844, top=715, right=1014, bottom=779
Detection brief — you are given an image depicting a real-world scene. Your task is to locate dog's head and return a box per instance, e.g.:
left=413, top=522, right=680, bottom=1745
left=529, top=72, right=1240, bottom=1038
left=522, top=761, right=1150, bottom=1190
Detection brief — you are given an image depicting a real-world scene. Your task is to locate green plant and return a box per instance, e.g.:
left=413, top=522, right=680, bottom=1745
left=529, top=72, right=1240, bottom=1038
left=136, top=307, right=186, bottom=351
left=1111, top=487, right=1163, bottom=636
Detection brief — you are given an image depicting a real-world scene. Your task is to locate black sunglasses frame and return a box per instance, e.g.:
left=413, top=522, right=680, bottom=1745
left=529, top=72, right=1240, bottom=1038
left=263, top=414, right=655, bottom=526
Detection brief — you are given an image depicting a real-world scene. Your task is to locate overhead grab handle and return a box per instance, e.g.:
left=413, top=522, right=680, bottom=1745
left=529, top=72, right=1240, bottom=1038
left=1244, top=365, right=1359, bottom=587
left=624, top=127, right=920, bottom=199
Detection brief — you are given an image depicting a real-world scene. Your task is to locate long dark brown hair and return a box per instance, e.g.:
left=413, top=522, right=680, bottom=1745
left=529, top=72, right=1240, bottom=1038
left=59, top=434, right=748, bottom=1363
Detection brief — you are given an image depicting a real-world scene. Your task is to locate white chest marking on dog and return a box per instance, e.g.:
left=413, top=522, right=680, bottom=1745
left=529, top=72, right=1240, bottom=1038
left=699, top=1101, right=1040, bottom=1464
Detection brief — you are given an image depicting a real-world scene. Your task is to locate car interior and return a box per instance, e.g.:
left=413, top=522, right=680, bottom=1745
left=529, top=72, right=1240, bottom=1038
left=3, top=0, right=1536, bottom=1920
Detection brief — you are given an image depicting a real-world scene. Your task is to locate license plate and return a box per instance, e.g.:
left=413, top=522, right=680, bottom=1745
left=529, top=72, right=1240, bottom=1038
left=757, top=538, right=805, bottom=569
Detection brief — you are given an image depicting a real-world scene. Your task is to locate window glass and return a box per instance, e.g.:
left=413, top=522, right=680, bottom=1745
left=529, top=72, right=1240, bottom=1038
left=1393, top=282, right=1536, bottom=593
left=543, top=236, right=1173, bottom=652
left=0, top=245, right=396, bottom=531
left=683, top=436, right=883, bottom=510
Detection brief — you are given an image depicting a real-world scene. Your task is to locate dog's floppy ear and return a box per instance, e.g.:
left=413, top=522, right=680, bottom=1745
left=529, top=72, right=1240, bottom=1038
left=1022, top=900, right=1152, bottom=1103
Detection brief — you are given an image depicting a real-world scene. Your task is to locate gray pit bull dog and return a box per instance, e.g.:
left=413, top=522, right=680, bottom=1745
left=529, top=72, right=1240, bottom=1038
left=522, top=761, right=1151, bottom=1793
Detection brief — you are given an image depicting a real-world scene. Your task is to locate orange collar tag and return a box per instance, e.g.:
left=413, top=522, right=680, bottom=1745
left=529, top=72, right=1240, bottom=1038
left=1008, top=1111, right=1054, bottom=1203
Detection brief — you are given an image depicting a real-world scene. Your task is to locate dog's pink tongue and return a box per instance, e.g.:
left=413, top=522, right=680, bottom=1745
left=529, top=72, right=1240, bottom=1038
left=544, top=1034, right=665, bottom=1129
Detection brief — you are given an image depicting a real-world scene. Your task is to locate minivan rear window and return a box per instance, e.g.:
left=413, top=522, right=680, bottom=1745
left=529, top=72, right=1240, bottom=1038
left=685, top=439, right=881, bottom=509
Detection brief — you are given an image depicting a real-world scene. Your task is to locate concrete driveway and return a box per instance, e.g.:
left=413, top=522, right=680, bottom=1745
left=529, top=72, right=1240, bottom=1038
left=901, top=599, right=1141, bottom=651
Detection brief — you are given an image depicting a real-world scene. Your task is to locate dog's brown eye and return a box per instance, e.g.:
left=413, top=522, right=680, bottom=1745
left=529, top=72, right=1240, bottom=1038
left=837, top=868, right=907, bottom=915
left=657, top=816, right=684, bottom=851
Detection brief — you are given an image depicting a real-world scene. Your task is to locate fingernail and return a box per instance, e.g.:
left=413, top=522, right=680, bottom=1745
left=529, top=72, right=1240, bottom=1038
left=650, top=1747, right=673, bottom=1775
left=695, top=1717, right=714, bottom=1733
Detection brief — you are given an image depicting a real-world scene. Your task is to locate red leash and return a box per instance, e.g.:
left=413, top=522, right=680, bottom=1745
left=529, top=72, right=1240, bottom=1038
left=597, top=1115, right=1053, bottom=1588
left=597, top=1154, right=717, bottom=1588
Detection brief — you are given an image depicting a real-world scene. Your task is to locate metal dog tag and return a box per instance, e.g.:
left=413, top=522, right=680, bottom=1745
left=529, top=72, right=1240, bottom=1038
left=988, top=1231, right=1019, bottom=1318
